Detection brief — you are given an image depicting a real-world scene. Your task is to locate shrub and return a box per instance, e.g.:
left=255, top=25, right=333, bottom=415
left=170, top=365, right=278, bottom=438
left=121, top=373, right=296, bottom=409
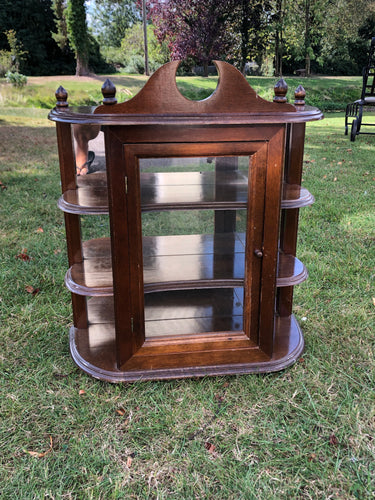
left=100, top=46, right=129, bottom=68
left=5, top=71, right=28, bottom=88
left=124, top=55, right=145, bottom=74
left=87, top=34, right=116, bottom=74
left=0, top=50, right=13, bottom=77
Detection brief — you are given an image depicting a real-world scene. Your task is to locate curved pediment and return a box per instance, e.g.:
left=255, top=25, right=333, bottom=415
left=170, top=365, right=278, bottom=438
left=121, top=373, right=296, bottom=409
left=94, top=60, right=296, bottom=116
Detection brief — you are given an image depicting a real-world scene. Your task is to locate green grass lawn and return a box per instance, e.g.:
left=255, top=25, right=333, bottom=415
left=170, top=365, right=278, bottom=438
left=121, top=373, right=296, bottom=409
left=0, top=76, right=374, bottom=499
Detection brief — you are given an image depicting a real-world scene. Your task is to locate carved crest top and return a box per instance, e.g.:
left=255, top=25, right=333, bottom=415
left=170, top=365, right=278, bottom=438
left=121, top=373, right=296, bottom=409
left=94, top=60, right=296, bottom=115
left=49, top=60, right=323, bottom=125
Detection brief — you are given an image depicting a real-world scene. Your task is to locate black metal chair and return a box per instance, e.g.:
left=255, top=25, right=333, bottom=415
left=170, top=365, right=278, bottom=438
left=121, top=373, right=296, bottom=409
left=345, top=37, right=375, bottom=141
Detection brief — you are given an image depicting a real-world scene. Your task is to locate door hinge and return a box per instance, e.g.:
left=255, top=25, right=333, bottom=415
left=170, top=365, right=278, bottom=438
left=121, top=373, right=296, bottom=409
left=130, top=316, right=134, bottom=333
left=125, top=175, right=128, bottom=194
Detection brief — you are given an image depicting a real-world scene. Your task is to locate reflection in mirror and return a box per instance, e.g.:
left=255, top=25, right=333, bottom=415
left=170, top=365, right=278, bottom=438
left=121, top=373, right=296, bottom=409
left=145, top=288, right=244, bottom=338
left=73, top=125, right=105, bottom=176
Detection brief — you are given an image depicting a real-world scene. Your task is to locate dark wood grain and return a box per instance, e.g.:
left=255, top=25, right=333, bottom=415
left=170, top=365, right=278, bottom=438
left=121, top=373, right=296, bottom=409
left=55, top=122, right=88, bottom=329
left=279, top=122, right=308, bottom=317
left=105, top=127, right=144, bottom=366
left=256, top=129, right=285, bottom=357
left=69, top=314, right=303, bottom=381
left=95, top=60, right=296, bottom=116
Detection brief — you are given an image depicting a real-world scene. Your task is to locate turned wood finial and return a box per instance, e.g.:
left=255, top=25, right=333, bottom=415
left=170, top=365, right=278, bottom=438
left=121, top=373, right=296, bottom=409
left=294, top=84, right=306, bottom=106
left=55, top=86, right=68, bottom=108
left=101, top=79, right=117, bottom=105
left=273, top=78, right=288, bottom=103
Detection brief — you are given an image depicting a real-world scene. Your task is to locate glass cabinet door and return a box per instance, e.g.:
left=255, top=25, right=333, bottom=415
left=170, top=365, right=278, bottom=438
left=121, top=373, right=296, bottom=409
left=139, top=154, right=250, bottom=340
left=117, top=141, right=271, bottom=351
left=105, top=137, right=283, bottom=370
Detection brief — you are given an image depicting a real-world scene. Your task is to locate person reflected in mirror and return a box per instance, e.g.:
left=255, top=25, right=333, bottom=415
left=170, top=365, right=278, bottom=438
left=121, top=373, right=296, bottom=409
left=73, top=124, right=100, bottom=175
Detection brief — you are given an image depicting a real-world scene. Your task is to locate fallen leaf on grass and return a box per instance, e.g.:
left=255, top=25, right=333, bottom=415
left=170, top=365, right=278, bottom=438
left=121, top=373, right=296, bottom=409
left=25, top=285, right=40, bottom=295
left=53, top=372, right=70, bottom=379
left=0, top=181, right=7, bottom=190
left=126, top=456, right=133, bottom=468
left=116, top=408, right=126, bottom=416
left=25, top=436, right=53, bottom=458
left=372, top=297, right=375, bottom=307
left=36, top=227, right=44, bottom=233
left=204, top=442, right=216, bottom=454
left=308, top=453, right=317, bottom=462
left=15, top=249, right=31, bottom=261
left=329, top=434, right=339, bottom=446
left=79, top=389, right=86, bottom=395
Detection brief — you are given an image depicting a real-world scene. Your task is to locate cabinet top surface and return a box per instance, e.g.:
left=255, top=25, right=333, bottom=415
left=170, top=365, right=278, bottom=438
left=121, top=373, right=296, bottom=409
left=49, top=60, right=323, bottom=126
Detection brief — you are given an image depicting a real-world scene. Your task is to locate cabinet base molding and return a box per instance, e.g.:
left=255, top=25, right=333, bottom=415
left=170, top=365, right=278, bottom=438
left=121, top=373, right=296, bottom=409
left=69, top=315, right=304, bottom=383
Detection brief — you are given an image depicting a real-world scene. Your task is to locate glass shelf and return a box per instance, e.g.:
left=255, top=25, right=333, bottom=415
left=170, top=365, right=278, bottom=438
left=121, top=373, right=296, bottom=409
left=65, top=235, right=308, bottom=296
left=58, top=171, right=314, bottom=215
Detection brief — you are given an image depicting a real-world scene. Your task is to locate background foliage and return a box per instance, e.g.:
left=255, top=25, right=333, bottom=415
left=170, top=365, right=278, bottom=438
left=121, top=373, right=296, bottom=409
left=1, top=0, right=375, bottom=76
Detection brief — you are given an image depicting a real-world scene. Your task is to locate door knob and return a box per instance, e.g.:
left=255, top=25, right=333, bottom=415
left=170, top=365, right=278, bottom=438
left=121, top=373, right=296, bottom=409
left=254, top=249, right=263, bottom=258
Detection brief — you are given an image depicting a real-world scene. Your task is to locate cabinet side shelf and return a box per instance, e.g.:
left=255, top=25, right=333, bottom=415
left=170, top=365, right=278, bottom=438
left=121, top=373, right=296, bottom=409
left=65, top=235, right=308, bottom=296
left=58, top=171, right=314, bottom=214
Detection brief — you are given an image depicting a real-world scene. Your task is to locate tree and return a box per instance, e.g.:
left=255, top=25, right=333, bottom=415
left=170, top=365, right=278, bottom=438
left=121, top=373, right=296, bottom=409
left=319, top=0, right=375, bottom=74
left=0, top=0, right=74, bottom=75
left=120, top=22, right=169, bottom=72
left=90, top=0, right=138, bottom=48
left=236, top=0, right=272, bottom=73
left=3, top=29, right=27, bottom=72
left=0, top=29, right=27, bottom=76
left=52, top=0, right=68, bottom=50
left=150, top=0, right=238, bottom=76
left=278, top=0, right=375, bottom=75
left=66, top=0, right=90, bottom=75
left=273, top=0, right=284, bottom=75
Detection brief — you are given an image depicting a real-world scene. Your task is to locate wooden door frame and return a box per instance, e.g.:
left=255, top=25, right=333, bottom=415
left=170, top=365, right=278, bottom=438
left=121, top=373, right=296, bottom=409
left=105, top=129, right=285, bottom=371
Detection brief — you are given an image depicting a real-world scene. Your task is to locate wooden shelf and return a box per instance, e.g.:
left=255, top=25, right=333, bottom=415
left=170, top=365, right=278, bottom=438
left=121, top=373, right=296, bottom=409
left=58, top=172, right=108, bottom=214
left=65, top=235, right=308, bottom=295
left=70, top=310, right=304, bottom=382
left=58, top=171, right=314, bottom=214
left=141, top=171, right=248, bottom=210
left=282, top=184, right=315, bottom=208
left=86, top=288, right=244, bottom=338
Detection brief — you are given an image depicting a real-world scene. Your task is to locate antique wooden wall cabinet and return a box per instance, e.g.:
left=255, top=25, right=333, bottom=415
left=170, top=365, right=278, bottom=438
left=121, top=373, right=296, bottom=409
left=49, top=61, right=322, bottom=382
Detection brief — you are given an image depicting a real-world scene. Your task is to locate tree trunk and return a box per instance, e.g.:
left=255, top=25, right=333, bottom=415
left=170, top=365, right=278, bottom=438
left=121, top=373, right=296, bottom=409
left=75, top=52, right=89, bottom=76
left=142, top=0, right=150, bottom=75
left=203, top=61, right=209, bottom=77
left=304, top=0, right=311, bottom=76
left=305, top=54, right=311, bottom=76
left=240, top=0, right=250, bottom=74
left=274, top=0, right=283, bottom=76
